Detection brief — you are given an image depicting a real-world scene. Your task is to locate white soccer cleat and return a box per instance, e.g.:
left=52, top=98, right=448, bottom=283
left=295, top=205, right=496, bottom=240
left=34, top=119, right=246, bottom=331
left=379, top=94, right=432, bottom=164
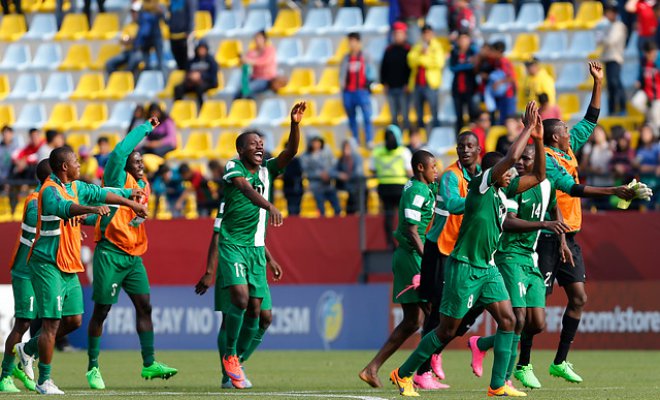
left=13, top=343, right=35, bottom=381
left=35, top=379, right=64, bottom=395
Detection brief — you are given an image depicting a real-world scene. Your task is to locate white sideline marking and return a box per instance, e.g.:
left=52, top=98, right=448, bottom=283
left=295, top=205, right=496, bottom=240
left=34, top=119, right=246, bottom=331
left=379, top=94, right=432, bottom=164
left=65, top=391, right=389, bottom=399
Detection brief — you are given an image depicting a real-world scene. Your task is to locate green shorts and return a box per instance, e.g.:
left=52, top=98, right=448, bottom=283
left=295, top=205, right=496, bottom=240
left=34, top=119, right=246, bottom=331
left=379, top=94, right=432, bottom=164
left=392, top=247, right=425, bottom=304
left=496, top=259, right=546, bottom=309
left=29, top=262, right=84, bottom=319
left=218, top=244, right=268, bottom=299
left=92, top=241, right=150, bottom=305
left=439, top=257, right=510, bottom=319
left=12, top=276, right=36, bottom=320
left=215, top=285, right=272, bottom=313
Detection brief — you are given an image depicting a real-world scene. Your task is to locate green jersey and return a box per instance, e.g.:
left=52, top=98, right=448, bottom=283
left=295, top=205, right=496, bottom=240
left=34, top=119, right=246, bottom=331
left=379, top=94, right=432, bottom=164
left=220, top=158, right=283, bottom=247
left=450, top=168, right=520, bottom=268
left=495, top=179, right=555, bottom=265
left=10, top=186, right=40, bottom=279
left=393, top=179, right=435, bottom=252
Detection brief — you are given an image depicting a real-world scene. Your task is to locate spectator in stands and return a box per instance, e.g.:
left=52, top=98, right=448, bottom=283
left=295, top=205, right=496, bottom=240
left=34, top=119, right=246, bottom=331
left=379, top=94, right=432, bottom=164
left=105, top=33, right=142, bottom=78
left=521, top=57, right=555, bottom=108
left=0, top=126, right=23, bottom=188
left=486, top=40, right=517, bottom=125
left=237, top=31, right=278, bottom=99
left=36, top=129, right=64, bottom=161
left=625, top=0, right=658, bottom=58
left=78, top=145, right=99, bottom=184
left=94, top=136, right=111, bottom=169
left=610, top=125, right=636, bottom=183
left=10, top=128, right=43, bottom=181
left=538, top=92, right=561, bottom=120
left=632, top=41, right=660, bottom=132
left=152, top=163, right=185, bottom=218
left=141, top=104, right=177, bottom=157
left=177, top=163, right=215, bottom=216
left=198, top=0, right=216, bottom=24
left=450, top=31, right=478, bottom=135
left=600, top=4, right=628, bottom=116
left=448, top=0, right=476, bottom=39
left=0, top=0, right=21, bottom=15
left=635, top=124, right=660, bottom=206
left=168, top=0, right=196, bottom=70
left=495, top=114, right=523, bottom=156
left=380, top=22, right=411, bottom=130
left=301, top=135, right=341, bottom=217
left=372, top=125, right=412, bottom=249
left=207, top=159, right=224, bottom=202
left=468, top=110, right=489, bottom=158
left=341, top=32, right=376, bottom=148
left=408, top=24, right=444, bottom=131
left=127, top=104, right=147, bottom=134
left=397, top=0, right=430, bottom=45
left=134, top=0, right=166, bottom=77
left=580, top=125, right=614, bottom=188
left=407, top=127, right=424, bottom=153
left=335, top=137, right=364, bottom=215
left=282, top=149, right=303, bottom=216
left=174, top=40, right=219, bottom=109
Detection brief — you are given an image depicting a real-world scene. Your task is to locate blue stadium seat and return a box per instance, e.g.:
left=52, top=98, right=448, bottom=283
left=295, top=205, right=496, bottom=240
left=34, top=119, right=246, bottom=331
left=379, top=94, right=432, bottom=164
left=622, top=61, right=640, bottom=89
left=299, top=38, right=333, bottom=65
left=537, top=31, right=569, bottom=60
left=624, top=32, right=639, bottom=60
left=567, top=31, right=597, bottom=60
left=326, top=7, right=363, bottom=35
left=41, top=73, right=74, bottom=100
left=276, top=38, right=303, bottom=67
left=481, top=3, right=515, bottom=33
left=252, top=98, right=288, bottom=128
left=298, top=8, right=332, bottom=36
left=105, top=0, right=131, bottom=11
left=439, top=97, right=457, bottom=124
left=0, top=44, right=30, bottom=71
left=23, top=14, right=58, bottom=40
left=6, top=73, right=41, bottom=100
left=360, top=6, right=389, bottom=34
left=365, top=37, right=387, bottom=66
left=556, top=63, right=588, bottom=91
left=511, top=3, right=545, bottom=31
left=13, top=103, right=47, bottom=130
left=28, top=43, right=62, bottom=71
left=426, top=5, right=448, bottom=33
left=129, top=71, right=165, bottom=100
left=207, top=10, right=243, bottom=38
left=234, top=9, right=272, bottom=37
left=216, top=69, right=242, bottom=98
left=428, top=127, right=457, bottom=154
left=101, top=101, right=137, bottom=131
left=440, top=69, right=453, bottom=94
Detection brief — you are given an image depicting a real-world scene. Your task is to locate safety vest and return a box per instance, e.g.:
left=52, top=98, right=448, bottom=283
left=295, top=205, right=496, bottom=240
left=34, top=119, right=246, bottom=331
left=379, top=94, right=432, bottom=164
left=373, top=147, right=408, bottom=185
left=437, top=162, right=470, bottom=256
left=96, top=173, right=149, bottom=256
left=546, top=146, right=582, bottom=232
left=9, top=192, right=39, bottom=269
left=30, top=178, right=84, bottom=273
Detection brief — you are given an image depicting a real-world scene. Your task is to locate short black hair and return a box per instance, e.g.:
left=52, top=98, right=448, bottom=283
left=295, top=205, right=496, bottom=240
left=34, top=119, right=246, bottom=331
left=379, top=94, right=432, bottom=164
left=36, top=159, right=52, bottom=183
left=208, top=159, right=222, bottom=171
left=45, top=129, right=61, bottom=144
left=421, top=24, right=433, bottom=32
left=643, top=40, right=657, bottom=53
left=49, top=146, right=74, bottom=173
left=178, top=163, right=191, bottom=175
left=538, top=93, right=550, bottom=105
left=542, top=118, right=563, bottom=144
left=97, top=136, right=109, bottom=145
left=604, top=4, right=618, bottom=13
left=256, top=30, right=267, bottom=40
left=2, top=125, right=13, bottom=133
left=347, top=32, right=361, bottom=41
left=411, top=149, right=434, bottom=171
left=491, top=41, right=506, bottom=53
left=471, top=110, right=489, bottom=122
left=481, top=151, right=504, bottom=171
left=28, top=128, right=39, bottom=136
left=457, top=130, right=480, bottom=145
left=236, top=130, right=262, bottom=150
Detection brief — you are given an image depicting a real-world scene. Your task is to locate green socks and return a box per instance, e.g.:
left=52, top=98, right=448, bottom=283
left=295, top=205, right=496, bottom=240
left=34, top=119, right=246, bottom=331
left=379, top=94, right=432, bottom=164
left=1, top=353, right=15, bottom=379
left=24, top=335, right=39, bottom=358
left=236, top=317, right=259, bottom=359
left=224, top=304, right=246, bottom=356
left=506, top=335, right=521, bottom=380
left=490, top=330, right=514, bottom=389
left=240, top=327, right=266, bottom=363
left=37, top=363, right=51, bottom=385
left=87, top=336, right=101, bottom=371
left=477, top=335, right=496, bottom=351
left=138, top=331, right=155, bottom=367
left=399, top=331, right=444, bottom=378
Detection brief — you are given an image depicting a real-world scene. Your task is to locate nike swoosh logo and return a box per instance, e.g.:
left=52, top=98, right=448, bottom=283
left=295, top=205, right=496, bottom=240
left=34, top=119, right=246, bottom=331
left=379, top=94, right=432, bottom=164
left=522, top=199, right=531, bottom=204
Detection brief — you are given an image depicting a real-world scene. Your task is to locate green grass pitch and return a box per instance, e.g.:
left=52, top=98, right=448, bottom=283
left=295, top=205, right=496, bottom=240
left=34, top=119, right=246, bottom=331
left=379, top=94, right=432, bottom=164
left=7, top=349, right=660, bottom=399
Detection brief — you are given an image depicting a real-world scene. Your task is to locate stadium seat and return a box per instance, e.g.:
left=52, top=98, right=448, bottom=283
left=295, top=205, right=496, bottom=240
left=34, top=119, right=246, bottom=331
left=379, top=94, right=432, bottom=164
left=326, top=7, right=363, bottom=34
left=269, top=9, right=301, bottom=36
left=299, top=38, right=333, bottom=65
left=558, top=93, right=580, bottom=121
left=372, top=101, right=392, bottom=126
left=360, top=6, right=389, bottom=34
left=542, top=63, right=557, bottom=80
left=215, top=40, right=242, bottom=68
left=427, top=127, right=456, bottom=154
left=129, top=71, right=164, bottom=100
left=0, top=75, right=8, bottom=100
left=481, top=3, right=515, bottom=32
left=310, top=68, right=340, bottom=95
left=90, top=43, right=122, bottom=70
left=567, top=1, right=603, bottom=29
left=207, top=10, right=242, bottom=38
left=216, top=69, right=241, bottom=98
left=486, top=126, right=507, bottom=152
left=189, top=100, right=227, bottom=128
left=13, top=103, right=47, bottom=130
left=96, top=71, right=134, bottom=100
left=567, top=31, right=598, bottom=60
left=306, top=99, right=346, bottom=126
left=170, top=100, right=198, bottom=129
left=20, top=0, right=41, bottom=13
left=160, top=20, right=170, bottom=40
left=439, top=98, right=457, bottom=124
left=622, top=61, right=640, bottom=89
left=279, top=68, right=315, bottom=95
left=280, top=99, right=317, bottom=127
left=252, top=98, right=288, bottom=127
left=298, top=8, right=332, bottom=36
left=66, top=132, right=91, bottom=153
left=207, top=131, right=239, bottom=159
left=6, top=73, right=41, bottom=100
left=276, top=38, right=303, bottom=66
left=426, top=5, right=448, bottom=32
left=508, top=33, right=539, bottom=61
left=28, top=43, right=62, bottom=71
left=328, top=37, right=349, bottom=65
left=158, top=69, right=185, bottom=99
left=539, top=2, right=574, bottom=30
left=72, top=103, right=108, bottom=130
left=44, top=103, right=78, bottom=131
left=556, top=63, right=588, bottom=91
left=70, top=73, right=104, bottom=100
left=537, top=31, right=569, bottom=60
left=169, top=131, right=213, bottom=160
left=105, top=0, right=130, bottom=11
left=0, top=105, right=15, bottom=126
left=365, top=37, right=388, bottom=66
left=274, top=128, right=307, bottom=154
left=234, top=9, right=272, bottom=37
left=59, top=44, right=92, bottom=70
left=510, top=2, right=545, bottom=31
left=194, top=11, right=213, bottom=39
left=206, top=72, right=225, bottom=97
left=55, top=13, right=89, bottom=40
left=0, top=14, right=26, bottom=41
left=23, top=14, right=57, bottom=40
left=440, top=68, right=453, bottom=94
left=625, top=32, right=639, bottom=60
left=87, top=13, right=120, bottom=40
left=101, top=101, right=137, bottom=131
left=218, top=99, right=257, bottom=127
left=0, top=43, right=30, bottom=71
left=41, top=73, right=74, bottom=100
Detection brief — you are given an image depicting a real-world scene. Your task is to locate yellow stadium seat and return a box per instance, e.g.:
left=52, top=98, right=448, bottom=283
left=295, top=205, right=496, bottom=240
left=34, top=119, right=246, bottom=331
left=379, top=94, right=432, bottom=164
left=66, top=132, right=91, bottom=153
left=274, top=129, right=307, bottom=154
left=558, top=93, right=580, bottom=121
left=306, top=99, right=346, bottom=126
left=190, top=100, right=227, bottom=128
left=486, top=126, right=507, bottom=152
left=0, top=14, right=26, bottom=41
left=60, top=44, right=92, bottom=70
left=21, top=0, right=41, bottom=13
left=269, top=9, right=302, bottom=36
left=142, top=153, right=165, bottom=174
left=194, top=11, right=213, bottom=39
left=54, top=13, right=89, bottom=40
left=175, top=131, right=213, bottom=160
left=567, top=1, right=603, bottom=29
left=86, top=13, right=120, bottom=40
left=218, top=99, right=257, bottom=128
left=90, top=44, right=123, bottom=70
left=0, top=105, right=15, bottom=126
left=322, top=130, right=341, bottom=157
left=70, top=73, right=104, bottom=100
left=44, top=103, right=78, bottom=131
left=541, top=63, right=556, bottom=80
left=280, top=100, right=317, bottom=127
left=328, top=37, right=349, bottom=65
left=39, top=0, right=73, bottom=12
left=121, top=22, right=138, bottom=38
left=206, top=72, right=225, bottom=97
left=158, top=70, right=185, bottom=99
left=72, top=103, right=108, bottom=131
left=539, top=2, right=574, bottom=30
left=96, top=71, right=134, bottom=100
left=508, top=33, right=539, bottom=61
left=170, top=100, right=198, bottom=129
left=215, top=40, right=242, bottom=68
left=279, top=69, right=315, bottom=95
left=373, top=101, right=392, bottom=126
left=0, top=75, right=9, bottom=100
left=207, top=131, right=240, bottom=159
left=310, top=68, right=340, bottom=95
left=160, top=20, right=170, bottom=40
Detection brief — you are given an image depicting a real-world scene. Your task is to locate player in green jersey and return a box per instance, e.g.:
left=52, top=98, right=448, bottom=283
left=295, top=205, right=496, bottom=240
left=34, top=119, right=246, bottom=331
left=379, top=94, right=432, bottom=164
left=360, top=150, right=438, bottom=389
left=390, top=101, right=546, bottom=397
left=0, top=160, right=51, bottom=393
left=217, top=101, right=306, bottom=388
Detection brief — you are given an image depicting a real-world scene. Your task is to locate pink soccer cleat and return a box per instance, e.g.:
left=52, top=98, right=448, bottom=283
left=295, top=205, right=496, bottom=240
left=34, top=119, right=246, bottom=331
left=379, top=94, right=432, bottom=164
left=468, top=336, right=487, bottom=378
left=413, top=371, right=450, bottom=390
left=430, top=354, right=445, bottom=380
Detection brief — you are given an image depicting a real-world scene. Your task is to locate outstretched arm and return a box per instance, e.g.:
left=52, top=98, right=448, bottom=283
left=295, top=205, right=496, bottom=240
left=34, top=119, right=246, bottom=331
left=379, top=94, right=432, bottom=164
left=276, top=102, right=306, bottom=171
left=491, top=101, right=538, bottom=184
left=104, top=117, right=158, bottom=186
left=103, top=191, right=149, bottom=218
left=569, top=184, right=635, bottom=200
left=516, top=110, right=546, bottom=193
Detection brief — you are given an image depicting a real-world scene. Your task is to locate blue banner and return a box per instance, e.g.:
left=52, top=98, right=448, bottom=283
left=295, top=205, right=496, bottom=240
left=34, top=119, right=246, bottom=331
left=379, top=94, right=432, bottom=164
left=68, top=284, right=390, bottom=350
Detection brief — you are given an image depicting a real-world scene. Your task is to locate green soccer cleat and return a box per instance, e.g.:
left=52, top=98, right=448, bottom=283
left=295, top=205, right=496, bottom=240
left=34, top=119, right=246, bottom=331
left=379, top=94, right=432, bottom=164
left=86, top=367, right=106, bottom=390
left=0, top=375, right=21, bottom=393
left=12, top=366, right=35, bottom=391
left=549, top=361, right=583, bottom=383
left=513, top=364, right=542, bottom=389
left=141, top=361, right=178, bottom=380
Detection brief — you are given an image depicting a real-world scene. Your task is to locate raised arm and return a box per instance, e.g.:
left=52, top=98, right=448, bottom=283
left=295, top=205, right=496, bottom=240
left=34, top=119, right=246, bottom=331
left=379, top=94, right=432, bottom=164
left=276, top=102, right=306, bottom=170
left=625, top=0, right=638, bottom=14
left=491, top=102, right=537, bottom=183
left=516, top=110, right=546, bottom=193
left=105, top=118, right=157, bottom=186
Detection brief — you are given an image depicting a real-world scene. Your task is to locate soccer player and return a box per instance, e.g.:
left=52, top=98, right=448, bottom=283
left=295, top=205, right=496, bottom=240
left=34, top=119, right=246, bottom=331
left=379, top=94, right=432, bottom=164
left=390, top=101, right=545, bottom=398
left=0, top=160, right=51, bottom=393
left=85, top=116, right=178, bottom=390
left=13, top=146, right=148, bottom=394
left=359, top=149, right=438, bottom=389
left=218, top=101, right=306, bottom=388
left=467, top=144, right=571, bottom=388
